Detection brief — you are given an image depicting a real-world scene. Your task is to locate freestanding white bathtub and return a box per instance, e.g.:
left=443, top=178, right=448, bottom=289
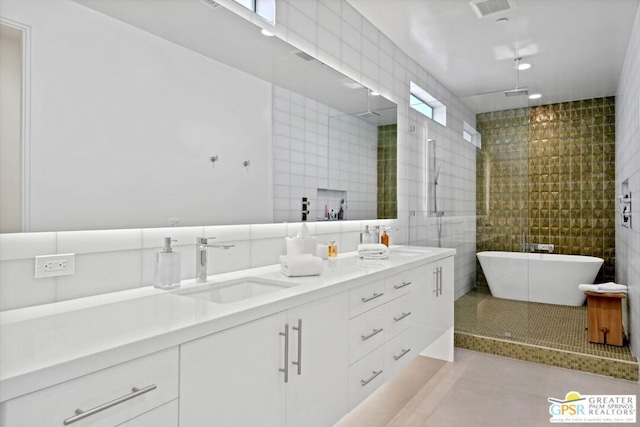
left=477, top=251, right=604, bottom=306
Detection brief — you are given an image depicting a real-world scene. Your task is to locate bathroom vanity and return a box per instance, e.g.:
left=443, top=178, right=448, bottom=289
left=0, top=246, right=454, bottom=426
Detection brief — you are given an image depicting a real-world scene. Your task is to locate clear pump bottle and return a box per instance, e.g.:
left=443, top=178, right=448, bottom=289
left=154, top=237, right=181, bottom=289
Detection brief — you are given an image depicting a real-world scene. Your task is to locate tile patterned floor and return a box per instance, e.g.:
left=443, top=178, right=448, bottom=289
left=454, top=289, right=638, bottom=380
left=336, top=350, right=640, bottom=427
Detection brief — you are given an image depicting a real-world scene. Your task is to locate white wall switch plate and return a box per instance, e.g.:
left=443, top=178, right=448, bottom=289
left=35, top=253, right=75, bottom=278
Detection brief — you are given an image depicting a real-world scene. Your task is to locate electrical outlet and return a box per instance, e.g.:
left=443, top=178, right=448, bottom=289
left=35, top=253, right=75, bottom=278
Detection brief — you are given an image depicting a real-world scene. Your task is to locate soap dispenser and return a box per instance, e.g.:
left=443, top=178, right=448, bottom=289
left=154, top=237, right=181, bottom=289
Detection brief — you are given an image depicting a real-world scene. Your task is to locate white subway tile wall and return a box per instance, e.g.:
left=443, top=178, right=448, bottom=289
left=0, top=0, right=478, bottom=311
left=273, top=84, right=379, bottom=223
left=615, top=4, right=640, bottom=356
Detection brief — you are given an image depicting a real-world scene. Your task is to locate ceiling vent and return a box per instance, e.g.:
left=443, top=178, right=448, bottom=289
left=200, top=0, right=220, bottom=9
left=469, top=0, right=517, bottom=18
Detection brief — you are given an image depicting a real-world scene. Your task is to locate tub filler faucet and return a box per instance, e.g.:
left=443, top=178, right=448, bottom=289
left=530, top=243, right=554, bottom=253
left=196, top=237, right=235, bottom=283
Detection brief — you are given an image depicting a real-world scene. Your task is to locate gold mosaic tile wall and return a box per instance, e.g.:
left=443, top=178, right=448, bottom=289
left=476, top=97, right=616, bottom=287
left=378, top=124, right=397, bottom=219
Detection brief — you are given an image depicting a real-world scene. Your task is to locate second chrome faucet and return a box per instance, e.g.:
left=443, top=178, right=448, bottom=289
left=196, top=237, right=235, bottom=283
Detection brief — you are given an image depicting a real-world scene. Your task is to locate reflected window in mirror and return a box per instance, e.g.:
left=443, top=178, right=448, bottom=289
left=231, top=0, right=276, bottom=23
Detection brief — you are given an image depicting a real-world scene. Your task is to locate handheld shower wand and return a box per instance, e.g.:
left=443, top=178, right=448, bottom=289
left=434, top=164, right=442, bottom=185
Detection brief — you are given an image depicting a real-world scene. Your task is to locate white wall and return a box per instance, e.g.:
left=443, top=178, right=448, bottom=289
left=616, top=2, right=640, bottom=356
left=0, top=0, right=477, bottom=311
left=2, top=0, right=273, bottom=232
left=0, top=24, right=22, bottom=233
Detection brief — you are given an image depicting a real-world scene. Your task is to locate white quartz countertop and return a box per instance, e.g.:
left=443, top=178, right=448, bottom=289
left=0, top=246, right=454, bottom=402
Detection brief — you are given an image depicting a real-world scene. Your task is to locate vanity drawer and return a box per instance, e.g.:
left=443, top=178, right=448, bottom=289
left=384, top=292, right=414, bottom=340
left=349, top=279, right=386, bottom=318
left=348, top=347, right=384, bottom=410
left=384, top=328, right=413, bottom=380
left=384, top=270, right=413, bottom=298
left=0, top=348, right=179, bottom=427
left=349, top=304, right=386, bottom=364
left=117, top=399, right=178, bottom=427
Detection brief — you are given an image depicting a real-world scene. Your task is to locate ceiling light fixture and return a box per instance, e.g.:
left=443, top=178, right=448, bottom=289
left=496, top=17, right=509, bottom=24
left=529, top=93, right=542, bottom=100
left=517, top=62, right=531, bottom=70
left=260, top=29, right=274, bottom=37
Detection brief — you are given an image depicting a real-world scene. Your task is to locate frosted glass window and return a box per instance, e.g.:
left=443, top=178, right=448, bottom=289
left=410, top=94, right=433, bottom=119
left=409, top=82, right=446, bottom=127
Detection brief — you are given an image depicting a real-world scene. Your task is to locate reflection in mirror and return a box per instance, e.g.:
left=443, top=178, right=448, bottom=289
left=0, top=23, right=23, bottom=233
left=272, top=83, right=396, bottom=223
left=326, top=106, right=397, bottom=221
left=0, top=0, right=397, bottom=232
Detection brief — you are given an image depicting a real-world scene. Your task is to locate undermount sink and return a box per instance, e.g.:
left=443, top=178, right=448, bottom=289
left=177, top=277, right=294, bottom=304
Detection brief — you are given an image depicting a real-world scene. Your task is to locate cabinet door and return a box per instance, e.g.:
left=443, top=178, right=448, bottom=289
left=179, top=312, right=288, bottom=427
left=411, top=257, right=454, bottom=361
left=286, top=292, right=349, bottom=427
left=408, top=263, right=437, bottom=353
left=435, top=256, right=454, bottom=333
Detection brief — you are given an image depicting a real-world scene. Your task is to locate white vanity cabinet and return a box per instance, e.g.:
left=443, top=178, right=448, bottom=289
left=346, top=271, right=417, bottom=409
left=346, top=256, right=454, bottom=408
left=0, top=348, right=179, bottom=427
left=179, top=311, right=288, bottom=427
left=179, top=292, right=349, bottom=427
left=410, top=256, right=455, bottom=361
left=116, top=400, right=179, bottom=427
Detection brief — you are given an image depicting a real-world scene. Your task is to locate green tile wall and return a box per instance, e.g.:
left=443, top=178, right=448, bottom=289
left=476, top=97, right=616, bottom=288
left=378, top=124, right=397, bottom=219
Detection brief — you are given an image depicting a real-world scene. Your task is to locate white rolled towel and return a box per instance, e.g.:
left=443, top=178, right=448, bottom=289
left=280, top=254, right=323, bottom=277
left=357, top=243, right=389, bottom=260
left=578, top=282, right=627, bottom=294
left=578, top=284, right=600, bottom=292
left=598, top=282, right=628, bottom=293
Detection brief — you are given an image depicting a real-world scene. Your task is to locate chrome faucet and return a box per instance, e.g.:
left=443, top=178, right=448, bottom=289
left=196, top=237, right=234, bottom=283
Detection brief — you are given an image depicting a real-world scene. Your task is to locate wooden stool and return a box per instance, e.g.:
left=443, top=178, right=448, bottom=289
left=585, top=291, right=626, bottom=346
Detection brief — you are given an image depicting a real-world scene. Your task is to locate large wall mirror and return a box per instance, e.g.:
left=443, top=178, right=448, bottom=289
left=0, top=0, right=397, bottom=232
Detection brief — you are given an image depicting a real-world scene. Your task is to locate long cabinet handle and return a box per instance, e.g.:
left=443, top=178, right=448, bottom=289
left=361, top=292, right=384, bottom=303
left=292, top=318, right=303, bottom=375
left=433, top=269, right=439, bottom=295
left=279, top=323, right=289, bottom=383
left=393, top=348, right=411, bottom=361
left=63, top=384, right=157, bottom=425
left=361, top=328, right=383, bottom=341
left=360, top=370, right=383, bottom=387
left=393, top=311, right=412, bottom=322
left=438, top=266, right=443, bottom=296
left=393, top=281, right=412, bottom=289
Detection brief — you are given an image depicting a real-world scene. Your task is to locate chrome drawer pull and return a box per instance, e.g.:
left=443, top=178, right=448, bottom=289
left=279, top=323, right=290, bottom=383
left=393, top=311, right=412, bottom=322
left=361, top=328, right=383, bottom=341
left=292, top=318, right=303, bottom=375
left=360, top=370, right=383, bottom=387
left=361, top=292, right=384, bottom=303
left=63, top=384, right=157, bottom=425
left=393, top=281, right=412, bottom=289
left=393, top=348, right=411, bottom=361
